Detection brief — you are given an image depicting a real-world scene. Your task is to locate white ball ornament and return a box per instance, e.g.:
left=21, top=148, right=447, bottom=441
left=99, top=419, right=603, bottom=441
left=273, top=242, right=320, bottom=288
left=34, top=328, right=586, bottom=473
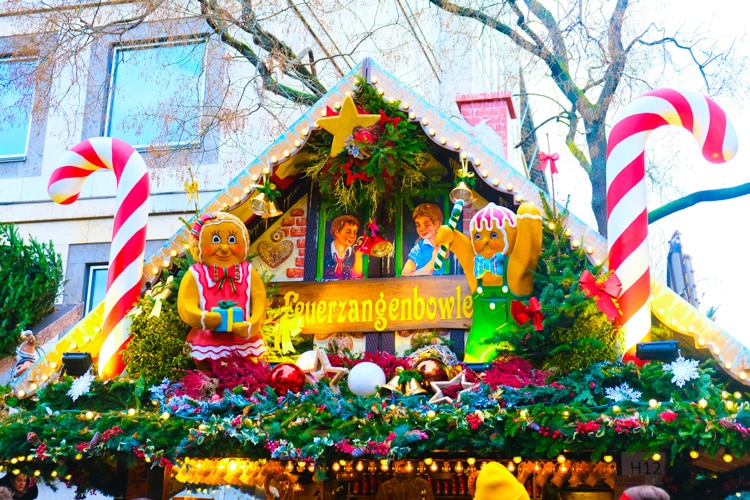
left=347, top=362, right=386, bottom=397
left=295, top=350, right=318, bottom=371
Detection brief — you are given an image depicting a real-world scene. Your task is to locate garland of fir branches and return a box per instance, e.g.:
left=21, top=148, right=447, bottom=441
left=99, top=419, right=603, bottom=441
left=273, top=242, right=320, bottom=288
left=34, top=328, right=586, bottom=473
left=304, top=77, right=448, bottom=219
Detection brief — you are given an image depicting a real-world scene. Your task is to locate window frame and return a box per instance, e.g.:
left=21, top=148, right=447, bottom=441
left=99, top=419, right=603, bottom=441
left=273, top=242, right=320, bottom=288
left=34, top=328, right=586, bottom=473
left=82, top=18, right=221, bottom=164
left=104, top=38, right=208, bottom=152
left=84, top=263, right=109, bottom=314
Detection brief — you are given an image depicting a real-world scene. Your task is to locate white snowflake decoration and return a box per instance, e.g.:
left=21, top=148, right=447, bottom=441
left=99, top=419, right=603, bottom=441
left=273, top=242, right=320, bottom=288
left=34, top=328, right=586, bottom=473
left=67, top=369, right=95, bottom=401
left=605, top=382, right=642, bottom=403
left=663, top=355, right=700, bottom=388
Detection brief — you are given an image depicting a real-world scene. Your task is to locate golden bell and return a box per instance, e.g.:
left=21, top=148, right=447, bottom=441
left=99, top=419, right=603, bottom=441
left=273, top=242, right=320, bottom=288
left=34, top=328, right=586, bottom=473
left=380, top=375, right=403, bottom=394
left=449, top=181, right=474, bottom=204
left=262, top=200, right=283, bottom=218
left=248, top=192, right=269, bottom=216
left=404, top=378, right=427, bottom=396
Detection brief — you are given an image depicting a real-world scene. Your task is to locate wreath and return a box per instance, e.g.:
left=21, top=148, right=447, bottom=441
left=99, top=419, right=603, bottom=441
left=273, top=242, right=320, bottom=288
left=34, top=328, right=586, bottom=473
left=304, top=78, right=448, bottom=219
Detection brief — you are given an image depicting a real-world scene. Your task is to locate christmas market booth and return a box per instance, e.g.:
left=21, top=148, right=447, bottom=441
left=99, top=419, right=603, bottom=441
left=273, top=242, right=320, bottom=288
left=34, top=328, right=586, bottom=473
left=3, top=59, right=750, bottom=500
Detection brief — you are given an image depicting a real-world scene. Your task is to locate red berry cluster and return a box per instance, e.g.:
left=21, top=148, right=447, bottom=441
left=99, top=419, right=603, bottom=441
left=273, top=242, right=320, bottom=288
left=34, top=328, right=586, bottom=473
left=612, top=417, right=642, bottom=434
left=575, top=421, right=601, bottom=435
left=537, top=425, right=563, bottom=439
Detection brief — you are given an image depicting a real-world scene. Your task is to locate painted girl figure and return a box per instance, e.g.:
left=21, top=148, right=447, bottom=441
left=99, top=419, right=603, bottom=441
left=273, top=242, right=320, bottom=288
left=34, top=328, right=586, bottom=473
left=402, top=203, right=445, bottom=276
left=177, top=211, right=267, bottom=367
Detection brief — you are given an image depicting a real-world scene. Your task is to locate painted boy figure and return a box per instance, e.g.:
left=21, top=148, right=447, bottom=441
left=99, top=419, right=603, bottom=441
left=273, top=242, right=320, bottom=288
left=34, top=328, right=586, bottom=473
left=403, top=203, right=445, bottom=276
left=323, top=214, right=364, bottom=279
left=436, top=202, right=542, bottom=362
left=177, top=211, right=267, bottom=367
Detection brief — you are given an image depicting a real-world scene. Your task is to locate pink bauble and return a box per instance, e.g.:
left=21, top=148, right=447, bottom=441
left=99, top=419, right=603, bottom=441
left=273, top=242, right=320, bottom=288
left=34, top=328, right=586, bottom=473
left=269, top=363, right=306, bottom=395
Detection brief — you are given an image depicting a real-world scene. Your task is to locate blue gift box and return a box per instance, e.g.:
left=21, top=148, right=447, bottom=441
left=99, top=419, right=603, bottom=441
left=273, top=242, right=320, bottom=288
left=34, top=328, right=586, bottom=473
left=211, top=305, right=245, bottom=332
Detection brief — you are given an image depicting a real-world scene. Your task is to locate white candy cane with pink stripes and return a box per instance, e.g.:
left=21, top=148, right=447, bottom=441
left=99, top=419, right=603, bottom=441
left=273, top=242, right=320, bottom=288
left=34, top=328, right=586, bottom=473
left=606, top=88, right=737, bottom=359
left=49, top=137, right=150, bottom=379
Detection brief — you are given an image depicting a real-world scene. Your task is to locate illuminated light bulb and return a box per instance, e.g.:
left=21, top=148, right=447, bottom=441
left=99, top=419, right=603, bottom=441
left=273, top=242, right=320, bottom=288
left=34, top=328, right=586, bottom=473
left=424, top=458, right=433, bottom=465
left=339, top=459, right=346, bottom=466
left=562, top=410, right=570, bottom=419
left=151, top=267, right=159, bottom=275
left=557, top=455, right=566, bottom=464
left=430, top=462, right=438, bottom=472
left=51, top=471, right=58, bottom=478
left=307, top=463, right=316, bottom=473
left=429, top=128, right=436, bottom=136
left=453, top=142, right=461, bottom=150
left=283, top=149, right=290, bottom=157
left=671, top=319, right=678, bottom=327
left=409, top=112, right=416, bottom=120
left=513, top=456, right=523, bottom=464
left=29, top=383, right=37, bottom=391
left=388, top=98, right=394, bottom=104
left=422, top=118, right=429, bottom=126
left=334, top=101, right=341, bottom=110
left=439, top=137, right=447, bottom=145
left=697, top=337, right=705, bottom=346
left=41, top=374, right=48, bottom=382
left=651, top=453, right=661, bottom=462
left=161, top=411, right=170, bottom=420
left=377, top=88, right=384, bottom=96
left=355, top=461, right=364, bottom=472
left=128, top=408, right=136, bottom=416
left=689, top=450, right=699, bottom=459
left=345, top=90, right=352, bottom=97
left=332, top=462, right=340, bottom=472
left=85, top=411, right=94, bottom=420
left=475, top=159, right=481, bottom=166
left=564, top=228, right=571, bottom=237
left=723, top=454, right=733, bottom=463
left=740, top=371, right=748, bottom=380
left=302, top=128, right=309, bottom=135
left=507, top=462, right=515, bottom=472
left=286, top=461, right=294, bottom=472
left=482, top=170, right=489, bottom=178
left=735, top=392, right=742, bottom=399
left=262, top=167, right=270, bottom=175
left=233, top=197, right=240, bottom=204
left=69, top=342, right=77, bottom=349
left=460, top=152, right=468, bottom=159
left=571, top=240, right=580, bottom=249
left=725, top=361, right=733, bottom=369
left=726, top=401, right=735, bottom=411
left=170, top=249, right=178, bottom=257
left=548, top=222, right=556, bottom=230
left=75, top=454, right=83, bottom=460
left=455, top=462, right=463, bottom=473
left=467, top=457, right=476, bottom=466
left=612, top=405, right=620, bottom=413
left=585, top=246, right=594, bottom=254
left=649, top=399, right=658, bottom=408
left=222, top=204, right=229, bottom=210
left=381, top=462, right=389, bottom=472
left=698, top=398, right=708, bottom=408
left=603, top=455, right=613, bottom=463
left=492, top=179, right=499, bottom=187
left=515, top=194, right=524, bottom=203
left=371, top=77, right=378, bottom=84
left=402, top=103, right=409, bottom=110
left=9, top=459, right=16, bottom=465
left=519, top=409, right=528, bottom=419
left=426, top=410, right=436, bottom=419
left=64, top=475, right=71, bottom=481
left=293, top=139, right=301, bottom=147
left=50, top=362, right=58, bottom=369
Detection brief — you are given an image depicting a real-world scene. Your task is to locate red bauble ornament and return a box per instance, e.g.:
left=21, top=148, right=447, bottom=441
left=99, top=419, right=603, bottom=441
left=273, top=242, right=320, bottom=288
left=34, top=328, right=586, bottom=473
left=269, top=363, right=306, bottom=395
left=352, top=125, right=380, bottom=144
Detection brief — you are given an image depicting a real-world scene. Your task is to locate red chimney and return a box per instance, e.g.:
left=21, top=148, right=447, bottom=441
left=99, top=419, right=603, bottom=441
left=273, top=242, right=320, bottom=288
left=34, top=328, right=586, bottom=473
left=455, top=92, right=516, bottom=159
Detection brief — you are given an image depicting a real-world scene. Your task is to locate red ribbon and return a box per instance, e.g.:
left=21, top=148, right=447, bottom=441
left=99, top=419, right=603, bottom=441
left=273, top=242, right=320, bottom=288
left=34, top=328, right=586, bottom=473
left=579, top=270, right=622, bottom=322
left=537, top=151, right=559, bottom=174
left=378, top=109, right=401, bottom=127
left=511, top=297, right=544, bottom=331
left=365, top=218, right=381, bottom=237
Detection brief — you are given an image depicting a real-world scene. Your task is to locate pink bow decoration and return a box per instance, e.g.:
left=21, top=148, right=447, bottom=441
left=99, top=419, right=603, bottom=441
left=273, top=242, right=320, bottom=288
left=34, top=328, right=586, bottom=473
left=511, top=297, right=544, bottom=331
left=537, top=151, right=559, bottom=174
left=579, top=270, right=622, bottom=323
left=365, top=218, right=381, bottom=237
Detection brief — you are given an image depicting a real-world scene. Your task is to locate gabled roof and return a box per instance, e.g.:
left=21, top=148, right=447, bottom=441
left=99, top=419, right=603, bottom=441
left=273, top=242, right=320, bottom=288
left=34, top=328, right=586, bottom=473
left=11, top=59, right=750, bottom=397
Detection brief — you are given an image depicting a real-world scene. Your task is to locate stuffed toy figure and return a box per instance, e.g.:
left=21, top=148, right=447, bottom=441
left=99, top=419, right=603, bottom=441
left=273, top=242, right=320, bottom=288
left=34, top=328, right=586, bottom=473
left=436, top=202, right=542, bottom=362
left=472, top=461, right=530, bottom=500
left=178, top=211, right=267, bottom=367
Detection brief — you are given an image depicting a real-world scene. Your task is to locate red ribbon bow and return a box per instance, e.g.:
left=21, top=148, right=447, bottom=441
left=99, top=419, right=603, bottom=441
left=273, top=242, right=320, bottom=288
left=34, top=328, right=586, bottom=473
left=365, top=218, right=381, bottom=237
left=579, top=270, right=622, bottom=322
left=537, top=151, right=559, bottom=174
left=511, top=297, right=544, bottom=331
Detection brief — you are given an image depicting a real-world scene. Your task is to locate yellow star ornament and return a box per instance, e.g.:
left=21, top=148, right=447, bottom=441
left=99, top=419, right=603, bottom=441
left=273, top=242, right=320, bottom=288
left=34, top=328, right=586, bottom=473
left=316, top=94, right=380, bottom=157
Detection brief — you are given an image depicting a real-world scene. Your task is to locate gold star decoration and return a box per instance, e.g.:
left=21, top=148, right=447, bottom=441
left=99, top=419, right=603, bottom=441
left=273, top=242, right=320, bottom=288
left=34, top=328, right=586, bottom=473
left=315, top=94, right=380, bottom=157
left=303, top=349, right=350, bottom=395
left=429, top=371, right=475, bottom=405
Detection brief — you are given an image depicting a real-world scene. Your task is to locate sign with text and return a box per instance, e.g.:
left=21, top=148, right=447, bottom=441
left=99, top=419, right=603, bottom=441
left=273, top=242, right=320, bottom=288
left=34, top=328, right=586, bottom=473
left=274, top=275, right=474, bottom=334
left=620, top=453, right=664, bottom=484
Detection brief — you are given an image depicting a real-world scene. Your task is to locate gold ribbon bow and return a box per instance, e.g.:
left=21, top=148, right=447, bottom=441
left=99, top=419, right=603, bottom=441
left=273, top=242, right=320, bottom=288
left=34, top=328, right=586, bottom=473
left=184, top=178, right=199, bottom=202
left=148, top=276, right=174, bottom=318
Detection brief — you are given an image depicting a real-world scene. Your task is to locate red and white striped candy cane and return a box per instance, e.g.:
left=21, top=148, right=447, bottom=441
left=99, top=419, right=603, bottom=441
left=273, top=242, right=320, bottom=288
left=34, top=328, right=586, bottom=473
left=606, top=88, right=737, bottom=359
left=48, top=137, right=150, bottom=379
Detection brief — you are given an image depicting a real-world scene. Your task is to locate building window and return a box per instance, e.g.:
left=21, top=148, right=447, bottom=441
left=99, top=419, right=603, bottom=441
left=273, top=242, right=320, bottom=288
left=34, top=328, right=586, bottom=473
left=85, top=264, right=109, bottom=314
left=0, top=57, right=36, bottom=162
left=106, top=40, right=206, bottom=150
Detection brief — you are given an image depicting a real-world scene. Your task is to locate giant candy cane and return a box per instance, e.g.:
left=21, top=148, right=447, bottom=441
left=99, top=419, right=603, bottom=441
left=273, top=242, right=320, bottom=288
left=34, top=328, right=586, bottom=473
left=48, top=137, right=150, bottom=379
left=606, top=89, right=737, bottom=359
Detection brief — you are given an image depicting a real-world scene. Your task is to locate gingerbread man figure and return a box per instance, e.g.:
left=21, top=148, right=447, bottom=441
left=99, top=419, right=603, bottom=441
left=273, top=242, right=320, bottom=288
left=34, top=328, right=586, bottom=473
left=177, top=211, right=268, bottom=368
left=436, top=202, right=543, bottom=362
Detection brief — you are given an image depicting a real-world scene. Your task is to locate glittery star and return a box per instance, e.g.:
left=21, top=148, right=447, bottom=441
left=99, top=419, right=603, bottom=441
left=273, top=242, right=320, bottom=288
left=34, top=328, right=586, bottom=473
left=429, top=371, right=474, bottom=405
left=315, top=94, right=380, bottom=157
left=303, top=349, right=350, bottom=395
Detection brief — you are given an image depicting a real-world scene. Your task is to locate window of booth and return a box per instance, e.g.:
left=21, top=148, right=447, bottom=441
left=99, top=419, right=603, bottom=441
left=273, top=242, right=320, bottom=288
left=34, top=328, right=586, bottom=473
left=105, top=39, right=206, bottom=151
left=85, top=264, right=109, bottom=314
left=0, top=56, right=36, bottom=162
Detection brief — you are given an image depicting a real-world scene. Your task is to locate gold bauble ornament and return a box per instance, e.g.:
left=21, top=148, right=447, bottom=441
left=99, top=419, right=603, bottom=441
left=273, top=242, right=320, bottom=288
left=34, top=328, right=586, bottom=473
left=414, top=357, right=448, bottom=390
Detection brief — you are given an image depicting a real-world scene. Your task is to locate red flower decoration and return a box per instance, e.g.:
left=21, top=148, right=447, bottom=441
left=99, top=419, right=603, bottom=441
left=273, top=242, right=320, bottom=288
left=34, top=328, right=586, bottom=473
left=511, top=297, right=544, bottom=331
left=579, top=270, right=622, bottom=322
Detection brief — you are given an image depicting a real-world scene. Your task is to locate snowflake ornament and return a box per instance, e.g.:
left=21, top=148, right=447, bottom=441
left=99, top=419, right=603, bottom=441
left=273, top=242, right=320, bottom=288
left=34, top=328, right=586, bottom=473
left=67, top=369, right=95, bottom=401
left=605, top=382, right=642, bottom=403
left=663, top=355, right=700, bottom=388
